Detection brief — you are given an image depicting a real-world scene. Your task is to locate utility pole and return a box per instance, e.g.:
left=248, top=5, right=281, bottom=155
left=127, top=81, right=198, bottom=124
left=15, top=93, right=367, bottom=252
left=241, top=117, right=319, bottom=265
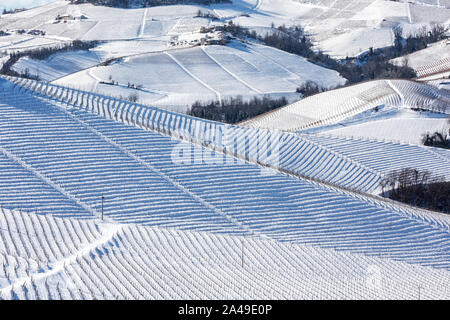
left=101, top=194, right=104, bottom=221
left=241, top=239, right=244, bottom=268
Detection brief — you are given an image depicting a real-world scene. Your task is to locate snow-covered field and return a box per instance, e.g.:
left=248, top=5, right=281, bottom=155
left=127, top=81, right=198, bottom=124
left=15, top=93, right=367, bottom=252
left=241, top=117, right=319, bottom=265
left=0, top=0, right=449, bottom=300
left=228, top=0, right=450, bottom=57
left=391, top=40, right=450, bottom=80
left=242, top=79, right=450, bottom=133
left=1, top=0, right=447, bottom=57
left=0, top=0, right=447, bottom=112
left=7, top=76, right=450, bottom=194
left=312, top=108, right=449, bottom=145
left=302, top=133, right=450, bottom=183
left=0, top=33, right=64, bottom=53
left=51, top=42, right=345, bottom=109
left=2, top=207, right=450, bottom=300
left=0, top=2, right=208, bottom=42
left=1, top=76, right=450, bottom=299
left=11, top=49, right=101, bottom=81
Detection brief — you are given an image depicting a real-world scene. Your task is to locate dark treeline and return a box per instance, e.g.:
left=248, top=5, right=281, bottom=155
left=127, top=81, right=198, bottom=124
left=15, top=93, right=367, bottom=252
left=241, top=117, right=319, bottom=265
left=262, top=24, right=314, bottom=57
left=228, top=22, right=447, bottom=84
left=188, top=21, right=440, bottom=123
left=391, top=25, right=446, bottom=57
left=68, top=0, right=230, bottom=8
left=296, top=80, right=326, bottom=97
left=380, top=168, right=449, bottom=214
left=188, top=96, right=288, bottom=123
left=352, top=24, right=447, bottom=79
left=2, top=8, right=26, bottom=15
left=24, top=40, right=98, bottom=60
left=0, top=40, right=98, bottom=78
left=6, top=67, right=40, bottom=81
left=422, top=130, right=450, bottom=150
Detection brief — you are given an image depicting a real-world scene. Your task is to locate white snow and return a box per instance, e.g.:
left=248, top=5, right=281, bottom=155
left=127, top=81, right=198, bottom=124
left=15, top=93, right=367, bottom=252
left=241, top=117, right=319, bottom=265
left=2, top=207, right=450, bottom=299
left=52, top=42, right=345, bottom=109
left=316, top=108, right=450, bottom=145
left=0, top=76, right=449, bottom=299
left=391, top=40, right=450, bottom=79
left=12, top=50, right=101, bottom=81
left=0, top=0, right=449, bottom=300
left=6, top=76, right=450, bottom=196
left=0, top=0, right=446, bottom=60
left=242, top=79, right=449, bottom=132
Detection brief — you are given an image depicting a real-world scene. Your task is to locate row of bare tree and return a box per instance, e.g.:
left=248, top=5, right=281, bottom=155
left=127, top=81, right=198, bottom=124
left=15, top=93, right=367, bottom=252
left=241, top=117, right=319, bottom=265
left=380, top=168, right=449, bottom=213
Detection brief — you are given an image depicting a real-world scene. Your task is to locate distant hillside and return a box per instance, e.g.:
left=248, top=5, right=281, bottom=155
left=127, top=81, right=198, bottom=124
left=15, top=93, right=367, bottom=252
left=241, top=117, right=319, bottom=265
left=240, top=79, right=450, bottom=132
left=69, top=0, right=231, bottom=8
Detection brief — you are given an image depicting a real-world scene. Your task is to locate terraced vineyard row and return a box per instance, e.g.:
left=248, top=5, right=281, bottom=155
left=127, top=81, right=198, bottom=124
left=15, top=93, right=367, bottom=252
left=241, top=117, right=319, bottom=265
left=0, top=77, right=449, bottom=270
left=2, top=77, right=382, bottom=193
left=389, top=80, right=450, bottom=113
left=241, top=80, right=449, bottom=131
left=303, top=134, right=450, bottom=182
left=4, top=76, right=448, bottom=195
left=416, top=57, right=450, bottom=78
left=1, top=208, right=450, bottom=300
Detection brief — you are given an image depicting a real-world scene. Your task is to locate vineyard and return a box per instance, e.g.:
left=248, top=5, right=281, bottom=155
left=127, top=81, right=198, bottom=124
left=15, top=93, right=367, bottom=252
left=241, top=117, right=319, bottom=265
left=1, top=207, right=450, bottom=299
left=0, top=0, right=449, bottom=300
left=0, top=76, right=450, bottom=299
left=241, top=80, right=450, bottom=131
left=416, top=58, right=450, bottom=78
left=4, top=76, right=449, bottom=195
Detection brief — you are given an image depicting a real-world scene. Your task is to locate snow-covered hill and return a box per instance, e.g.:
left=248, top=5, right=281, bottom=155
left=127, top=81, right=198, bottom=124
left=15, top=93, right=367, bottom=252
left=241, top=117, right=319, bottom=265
left=391, top=40, right=450, bottom=80
left=0, top=0, right=449, bottom=300
left=1, top=76, right=450, bottom=299
left=1, top=0, right=447, bottom=111
left=11, top=49, right=102, bottom=80
left=7, top=76, right=450, bottom=195
left=0, top=0, right=438, bottom=58
left=47, top=41, right=344, bottom=109
left=1, top=207, right=450, bottom=300
left=230, top=0, right=450, bottom=57
left=308, top=108, right=449, bottom=145
left=241, top=79, right=449, bottom=134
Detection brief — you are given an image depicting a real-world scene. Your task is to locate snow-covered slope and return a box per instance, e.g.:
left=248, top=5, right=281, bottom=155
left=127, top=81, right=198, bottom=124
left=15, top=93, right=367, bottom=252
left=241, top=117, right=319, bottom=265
left=7, top=76, right=449, bottom=196
left=1, top=0, right=449, bottom=301
left=11, top=50, right=101, bottom=81
left=2, top=0, right=447, bottom=112
left=1, top=76, right=450, bottom=299
left=1, top=0, right=447, bottom=57
left=230, top=0, right=450, bottom=57
left=311, top=108, right=449, bottom=145
left=241, top=79, right=450, bottom=132
left=2, top=207, right=450, bottom=300
left=303, top=133, right=450, bottom=183
left=45, top=41, right=345, bottom=109
left=391, top=40, right=450, bottom=80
